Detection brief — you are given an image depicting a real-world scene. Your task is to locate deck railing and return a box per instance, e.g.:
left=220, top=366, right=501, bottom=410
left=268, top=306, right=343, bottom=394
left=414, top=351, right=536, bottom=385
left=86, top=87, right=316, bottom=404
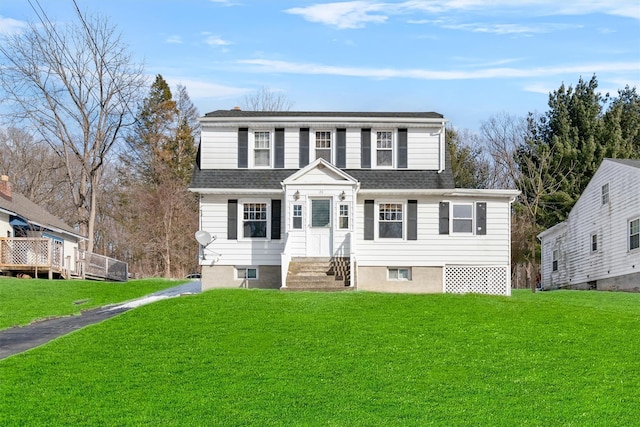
left=77, top=249, right=128, bottom=282
left=0, top=238, right=64, bottom=278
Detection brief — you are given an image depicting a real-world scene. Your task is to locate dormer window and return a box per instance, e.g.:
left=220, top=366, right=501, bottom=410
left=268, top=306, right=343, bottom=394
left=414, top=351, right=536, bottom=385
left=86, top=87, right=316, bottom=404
left=315, top=131, right=332, bottom=162
left=253, top=131, right=271, bottom=167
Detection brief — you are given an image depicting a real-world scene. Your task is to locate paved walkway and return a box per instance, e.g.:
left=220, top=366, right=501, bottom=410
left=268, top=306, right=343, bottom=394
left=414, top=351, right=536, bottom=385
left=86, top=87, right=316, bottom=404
left=0, top=281, right=201, bottom=360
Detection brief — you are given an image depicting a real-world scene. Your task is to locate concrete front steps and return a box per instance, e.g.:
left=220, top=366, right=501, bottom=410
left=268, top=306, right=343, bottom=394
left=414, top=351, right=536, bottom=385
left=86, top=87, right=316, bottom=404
left=282, top=257, right=352, bottom=292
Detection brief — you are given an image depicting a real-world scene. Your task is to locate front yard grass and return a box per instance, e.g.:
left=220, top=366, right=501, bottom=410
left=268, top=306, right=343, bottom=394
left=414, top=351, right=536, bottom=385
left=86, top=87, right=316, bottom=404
left=0, top=289, right=639, bottom=425
left=0, top=277, right=186, bottom=329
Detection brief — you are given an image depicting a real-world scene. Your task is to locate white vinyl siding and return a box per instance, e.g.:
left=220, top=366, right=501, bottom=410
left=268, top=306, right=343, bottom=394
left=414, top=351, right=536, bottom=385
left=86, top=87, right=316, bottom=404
left=284, top=128, right=299, bottom=168
left=199, top=195, right=284, bottom=266
left=199, top=127, right=238, bottom=169
left=407, top=128, right=440, bottom=170
left=356, top=196, right=511, bottom=266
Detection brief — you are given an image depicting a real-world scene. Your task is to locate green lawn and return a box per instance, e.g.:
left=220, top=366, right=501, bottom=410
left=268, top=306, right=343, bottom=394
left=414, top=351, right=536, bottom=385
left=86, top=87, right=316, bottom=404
left=0, top=277, right=186, bottom=330
left=1, top=289, right=639, bottom=426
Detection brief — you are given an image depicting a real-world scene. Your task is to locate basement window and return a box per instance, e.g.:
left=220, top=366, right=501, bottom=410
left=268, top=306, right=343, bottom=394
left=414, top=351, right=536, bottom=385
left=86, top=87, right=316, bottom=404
left=236, top=267, right=258, bottom=280
left=388, top=267, right=411, bottom=280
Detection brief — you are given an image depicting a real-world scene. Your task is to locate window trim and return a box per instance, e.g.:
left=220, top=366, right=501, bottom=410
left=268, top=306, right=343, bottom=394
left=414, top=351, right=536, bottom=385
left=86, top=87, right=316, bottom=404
left=552, top=249, right=559, bottom=272
left=239, top=199, right=270, bottom=240
left=601, top=183, right=609, bottom=205
left=376, top=201, right=405, bottom=240
left=374, top=130, right=394, bottom=168
left=338, top=203, right=350, bottom=230
left=291, top=203, right=303, bottom=230
left=388, top=267, right=411, bottom=281
left=451, top=202, right=474, bottom=235
left=590, top=233, right=598, bottom=253
left=236, top=267, right=258, bottom=280
left=251, top=130, right=272, bottom=168
left=630, top=217, right=640, bottom=252
left=313, top=129, right=333, bottom=163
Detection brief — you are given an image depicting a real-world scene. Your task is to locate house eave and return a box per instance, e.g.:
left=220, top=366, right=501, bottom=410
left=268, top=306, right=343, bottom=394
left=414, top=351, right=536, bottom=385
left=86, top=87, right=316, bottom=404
left=189, top=188, right=283, bottom=196
left=358, top=188, right=520, bottom=200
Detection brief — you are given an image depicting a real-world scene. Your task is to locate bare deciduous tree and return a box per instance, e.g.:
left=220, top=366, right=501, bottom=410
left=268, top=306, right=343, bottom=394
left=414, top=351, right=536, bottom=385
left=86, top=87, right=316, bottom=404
left=0, top=9, right=146, bottom=252
left=242, top=86, right=294, bottom=111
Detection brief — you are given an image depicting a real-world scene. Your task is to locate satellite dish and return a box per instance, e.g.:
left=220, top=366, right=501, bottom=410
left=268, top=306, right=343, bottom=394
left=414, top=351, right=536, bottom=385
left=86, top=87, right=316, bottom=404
left=195, top=230, right=213, bottom=246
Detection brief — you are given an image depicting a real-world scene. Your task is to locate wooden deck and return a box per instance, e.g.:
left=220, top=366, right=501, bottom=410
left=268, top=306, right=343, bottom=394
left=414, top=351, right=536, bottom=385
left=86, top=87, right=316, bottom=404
left=0, top=238, right=128, bottom=281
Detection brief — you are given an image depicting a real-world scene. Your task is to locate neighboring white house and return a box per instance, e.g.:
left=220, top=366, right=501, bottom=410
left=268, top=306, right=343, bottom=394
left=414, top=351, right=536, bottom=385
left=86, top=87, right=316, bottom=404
left=538, top=159, right=640, bottom=291
left=0, top=175, right=85, bottom=278
left=189, top=110, right=519, bottom=295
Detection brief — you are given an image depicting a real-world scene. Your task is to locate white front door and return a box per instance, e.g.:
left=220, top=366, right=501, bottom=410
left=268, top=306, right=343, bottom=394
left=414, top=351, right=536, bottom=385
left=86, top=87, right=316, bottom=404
left=307, top=198, right=332, bottom=257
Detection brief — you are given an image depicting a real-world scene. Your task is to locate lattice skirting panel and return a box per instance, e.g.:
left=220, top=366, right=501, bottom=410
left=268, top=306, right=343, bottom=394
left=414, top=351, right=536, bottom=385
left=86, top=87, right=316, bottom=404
left=444, top=265, right=510, bottom=296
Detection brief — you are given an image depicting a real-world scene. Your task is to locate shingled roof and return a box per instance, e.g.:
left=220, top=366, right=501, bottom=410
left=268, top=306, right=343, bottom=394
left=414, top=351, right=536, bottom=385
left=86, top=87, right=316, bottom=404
left=204, top=110, right=444, bottom=119
left=0, top=191, right=83, bottom=238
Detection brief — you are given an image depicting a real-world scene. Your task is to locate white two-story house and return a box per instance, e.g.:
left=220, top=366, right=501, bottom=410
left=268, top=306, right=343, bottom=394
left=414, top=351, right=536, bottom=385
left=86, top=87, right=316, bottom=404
left=189, top=110, right=519, bottom=295
left=538, top=159, right=640, bottom=291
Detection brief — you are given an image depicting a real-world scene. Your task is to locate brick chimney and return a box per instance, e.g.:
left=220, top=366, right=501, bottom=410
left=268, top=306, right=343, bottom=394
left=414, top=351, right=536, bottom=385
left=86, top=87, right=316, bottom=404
left=0, top=175, right=11, bottom=201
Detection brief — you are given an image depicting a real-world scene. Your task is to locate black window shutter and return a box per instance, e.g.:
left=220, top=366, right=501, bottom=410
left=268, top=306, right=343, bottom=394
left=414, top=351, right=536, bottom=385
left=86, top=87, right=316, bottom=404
left=299, top=128, right=309, bottom=167
left=408, top=200, right=418, bottom=240
left=271, top=199, right=281, bottom=240
left=228, top=199, right=238, bottom=240
left=361, top=129, right=371, bottom=168
left=364, top=200, right=374, bottom=240
left=336, top=128, right=346, bottom=168
left=275, top=128, right=285, bottom=168
left=439, top=202, right=450, bottom=235
left=238, top=128, right=248, bottom=168
left=398, top=128, right=408, bottom=168
left=476, top=202, right=487, bottom=235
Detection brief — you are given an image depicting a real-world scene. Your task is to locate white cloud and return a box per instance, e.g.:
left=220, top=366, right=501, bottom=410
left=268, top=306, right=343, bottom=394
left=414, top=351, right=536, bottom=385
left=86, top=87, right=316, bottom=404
left=285, top=1, right=388, bottom=29
left=0, top=16, right=28, bottom=35
left=238, top=58, right=640, bottom=80
left=205, top=35, right=231, bottom=47
left=285, top=0, right=639, bottom=30
left=166, top=35, right=182, bottom=44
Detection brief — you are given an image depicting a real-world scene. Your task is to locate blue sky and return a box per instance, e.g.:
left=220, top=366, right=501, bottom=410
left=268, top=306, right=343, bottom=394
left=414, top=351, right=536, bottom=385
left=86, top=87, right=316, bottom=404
left=1, top=0, right=639, bottom=131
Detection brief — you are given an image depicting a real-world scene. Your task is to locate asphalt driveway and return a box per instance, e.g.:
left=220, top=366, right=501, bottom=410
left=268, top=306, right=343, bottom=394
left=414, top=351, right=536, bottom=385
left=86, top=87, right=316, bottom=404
left=0, top=280, right=201, bottom=360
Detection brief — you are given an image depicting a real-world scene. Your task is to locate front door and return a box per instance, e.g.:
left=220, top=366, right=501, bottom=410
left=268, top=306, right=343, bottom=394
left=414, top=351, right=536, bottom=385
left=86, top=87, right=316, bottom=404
left=307, top=198, right=332, bottom=257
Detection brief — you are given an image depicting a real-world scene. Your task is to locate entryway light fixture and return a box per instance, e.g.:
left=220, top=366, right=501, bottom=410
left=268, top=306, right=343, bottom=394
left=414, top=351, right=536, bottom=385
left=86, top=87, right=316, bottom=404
left=340, top=191, right=346, bottom=201
left=294, top=190, right=300, bottom=200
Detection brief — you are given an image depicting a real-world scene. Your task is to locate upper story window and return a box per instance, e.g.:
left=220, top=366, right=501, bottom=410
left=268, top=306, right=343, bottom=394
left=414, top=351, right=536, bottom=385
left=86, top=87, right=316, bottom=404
left=315, top=131, right=332, bottom=162
left=601, top=183, right=609, bottom=205
left=379, top=203, right=403, bottom=238
left=376, top=131, right=393, bottom=167
left=630, top=218, right=639, bottom=251
left=253, top=131, right=271, bottom=167
left=552, top=249, right=559, bottom=272
left=591, top=234, right=598, bottom=252
left=243, top=202, right=268, bottom=238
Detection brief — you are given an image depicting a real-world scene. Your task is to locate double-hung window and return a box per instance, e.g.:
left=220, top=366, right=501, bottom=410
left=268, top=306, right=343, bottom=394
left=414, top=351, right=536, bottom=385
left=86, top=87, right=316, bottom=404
left=379, top=203, right=403, bottom=238
left=253, top=131, right=270, bottom=167
left=552, top=249, right=559, bottom=272
left=601, top=183, right=609, bottom=205
left=292, top=204, right=303, bottom=230
left=452, top=204, right=473, bottom=233
left=591, top=234, right=598, bottom=252
left=339, top=204, right=349, bottom=229
left=243, top=202, right=268, bottom=238
left=630, top=218, right=640, bottom=251
left=315, top=131, right=332, bottom=162
left=376, top=131, right=393, bottom=166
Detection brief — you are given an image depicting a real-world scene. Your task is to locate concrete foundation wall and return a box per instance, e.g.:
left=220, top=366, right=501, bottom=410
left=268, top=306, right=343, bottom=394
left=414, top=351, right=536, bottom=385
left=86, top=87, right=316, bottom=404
left=201, top=265, right=281, bottom=291
left=562, top=271, right=640, bottom=292
left=357, top=266, right=443, bottom=293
